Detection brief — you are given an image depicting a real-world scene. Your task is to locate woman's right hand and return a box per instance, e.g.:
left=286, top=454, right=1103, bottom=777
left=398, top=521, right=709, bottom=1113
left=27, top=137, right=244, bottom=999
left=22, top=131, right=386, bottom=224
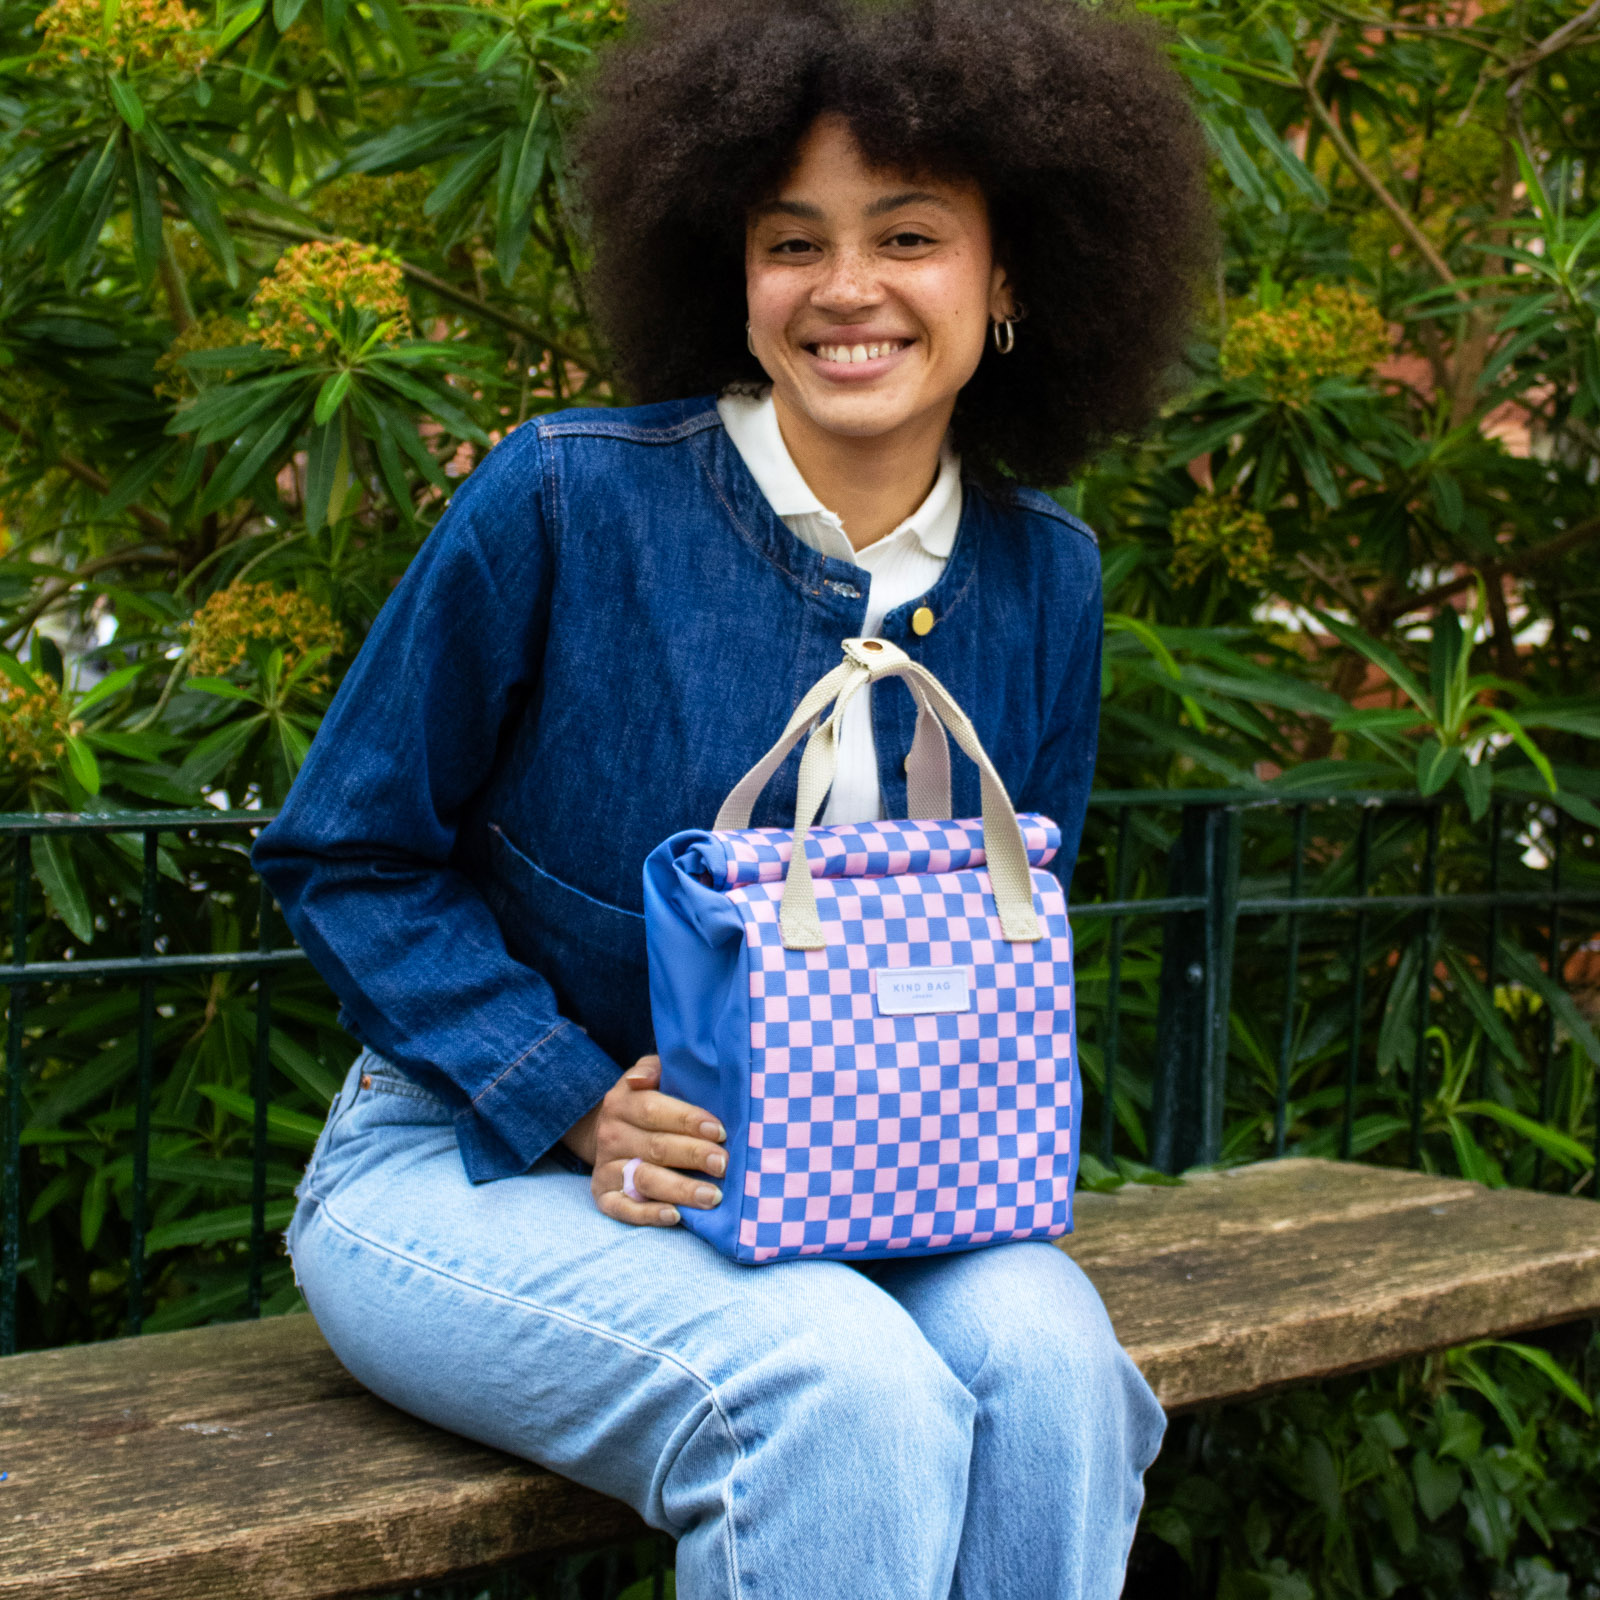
left=559, top=1056, right=727, bottom=1227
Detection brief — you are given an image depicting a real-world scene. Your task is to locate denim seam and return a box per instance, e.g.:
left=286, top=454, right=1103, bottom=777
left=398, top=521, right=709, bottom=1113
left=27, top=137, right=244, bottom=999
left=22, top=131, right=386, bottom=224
left=311, top=1195, right=751, bottom=1586
left=362, top=1075, right=444, bottom=1106
left=538, top=411, right=720, bottom=445
left=489, top=824, right=645, bottom=921
left=471, top=1019, right=569, bottom=1112
left=686, top=428, right=830, bottom=599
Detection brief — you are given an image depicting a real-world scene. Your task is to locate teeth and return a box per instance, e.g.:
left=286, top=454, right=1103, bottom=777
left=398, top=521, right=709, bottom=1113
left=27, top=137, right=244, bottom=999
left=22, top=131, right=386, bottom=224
left=815, top=340, right=905, bottom=363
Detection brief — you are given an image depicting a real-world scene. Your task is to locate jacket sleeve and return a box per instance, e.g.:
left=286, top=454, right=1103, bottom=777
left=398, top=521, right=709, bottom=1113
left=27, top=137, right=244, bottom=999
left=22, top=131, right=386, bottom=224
left=251, top=425, right=619, bottom=1182
left=1015, top=531, right=1104, bottom=898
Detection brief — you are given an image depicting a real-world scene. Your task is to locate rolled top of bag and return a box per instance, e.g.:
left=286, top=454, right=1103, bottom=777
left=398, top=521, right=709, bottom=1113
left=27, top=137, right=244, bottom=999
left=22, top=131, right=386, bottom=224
left=678, top=814, right=1061, bottom=891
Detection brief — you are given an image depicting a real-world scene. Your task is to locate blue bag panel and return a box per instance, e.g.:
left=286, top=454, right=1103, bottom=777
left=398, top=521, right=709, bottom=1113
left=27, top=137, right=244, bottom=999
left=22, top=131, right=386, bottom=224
left=693, top=814, right=1062, bottom=890
left=643, top=830, right=754, bottom=1259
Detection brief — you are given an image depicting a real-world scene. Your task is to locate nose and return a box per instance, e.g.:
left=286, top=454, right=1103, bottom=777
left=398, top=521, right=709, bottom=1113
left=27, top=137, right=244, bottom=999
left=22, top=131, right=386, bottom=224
left=810, top=246, right=883, bottom=316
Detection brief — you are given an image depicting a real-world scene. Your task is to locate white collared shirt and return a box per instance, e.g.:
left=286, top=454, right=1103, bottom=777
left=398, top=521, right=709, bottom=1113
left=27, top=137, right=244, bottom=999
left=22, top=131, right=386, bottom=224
left=718, top=389, right=961, bottom=824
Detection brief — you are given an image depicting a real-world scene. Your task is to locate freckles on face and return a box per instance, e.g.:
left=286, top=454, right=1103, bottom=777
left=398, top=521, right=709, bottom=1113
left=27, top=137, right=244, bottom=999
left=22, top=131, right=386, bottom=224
left=743, top=116, right=1007, bottom=442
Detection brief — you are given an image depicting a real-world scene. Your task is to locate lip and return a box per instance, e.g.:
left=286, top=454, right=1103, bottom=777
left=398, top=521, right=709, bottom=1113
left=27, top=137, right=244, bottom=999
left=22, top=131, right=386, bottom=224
left=802, top=338, right=916, bottom=382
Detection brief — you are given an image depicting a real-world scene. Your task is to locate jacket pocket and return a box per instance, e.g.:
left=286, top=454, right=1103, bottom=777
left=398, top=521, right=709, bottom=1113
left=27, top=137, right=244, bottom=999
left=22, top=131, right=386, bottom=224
left=484, top=824, right=655, bottom=1069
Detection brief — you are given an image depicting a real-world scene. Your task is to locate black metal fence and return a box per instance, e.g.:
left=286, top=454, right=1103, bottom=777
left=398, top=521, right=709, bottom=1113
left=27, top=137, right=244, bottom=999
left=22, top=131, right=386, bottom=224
left=3, top=788, right=1597, bottom=1357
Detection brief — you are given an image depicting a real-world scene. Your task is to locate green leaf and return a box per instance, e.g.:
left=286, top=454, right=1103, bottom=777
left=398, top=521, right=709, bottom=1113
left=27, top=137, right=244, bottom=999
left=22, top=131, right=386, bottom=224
left=144, top=1198, right=296, bottom=1253
left=1414, top=738, right=1462, bottom=796
left=1441, top=950, right=1528, bottom=1076
left=176, top=712, right=265, bottom=788
left=100, top=439, right=178, bottom=517
left=34, top=831, right=94, bottom=943
left=1495, top=940, right=1600, bottom=1066
left=1457, top=757, right=1492, bottom=822
left=273, top=0, right=308, bottom=29
left=64, top=736, right=101, bottom=796
left=216, top=1, right=264, bottom=50
left=1454, top=1101, right=1594, bottom=1172
left=128, top=143, right=164, bottom=284
left=72, top=662, right=147, bottom=720
left=269, top=1028, right=341, bottom=1105
left=303, top=417, right=340, bottom=537
left=196, top=1083, right=325, bottom=1148
left=1313, top=612, right=1433, bottom=718
left=313, top=369, right=353, bottom=427
left=106, top=74, right=145, bottom=131
left=1489, top=1341, right=1595, bottom=1415
left=1412, top=1451, right=1463, bottom=1521
left=1483, top=708, right=1556, bottom=794
left=424, top=135, right=502, bottom=219
left=184, top=675, right=260, bottom=702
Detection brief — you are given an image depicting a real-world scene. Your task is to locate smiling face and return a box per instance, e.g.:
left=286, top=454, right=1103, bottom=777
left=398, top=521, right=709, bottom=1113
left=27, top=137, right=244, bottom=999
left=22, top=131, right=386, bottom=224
left=744, top=115, right=1012, bottom=454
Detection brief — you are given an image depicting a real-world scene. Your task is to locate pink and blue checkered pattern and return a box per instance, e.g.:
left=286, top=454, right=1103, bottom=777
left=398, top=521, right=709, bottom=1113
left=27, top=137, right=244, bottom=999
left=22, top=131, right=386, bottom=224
left=726, top=865, right=1075, bottom=1263
left=709, top=814, right=1061, bottom=889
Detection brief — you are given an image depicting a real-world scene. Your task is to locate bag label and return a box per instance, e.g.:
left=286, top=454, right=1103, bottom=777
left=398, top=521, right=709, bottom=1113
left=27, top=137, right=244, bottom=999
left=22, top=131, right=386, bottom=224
left=874, top=965, right=972, bottom=1016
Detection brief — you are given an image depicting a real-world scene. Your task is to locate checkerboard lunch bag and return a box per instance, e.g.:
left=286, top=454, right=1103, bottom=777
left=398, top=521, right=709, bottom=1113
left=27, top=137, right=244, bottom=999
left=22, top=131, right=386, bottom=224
left=642, top=636, right=1081, bottom=1265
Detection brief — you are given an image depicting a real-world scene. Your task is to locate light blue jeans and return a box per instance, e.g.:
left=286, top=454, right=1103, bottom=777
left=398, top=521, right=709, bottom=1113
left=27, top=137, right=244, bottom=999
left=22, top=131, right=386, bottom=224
left=287, top=1054, right=1166, bottom=1600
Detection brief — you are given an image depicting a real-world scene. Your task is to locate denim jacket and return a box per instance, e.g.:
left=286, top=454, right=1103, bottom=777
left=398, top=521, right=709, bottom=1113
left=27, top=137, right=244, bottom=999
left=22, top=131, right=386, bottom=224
left=252, top=397, right=1104, bottom=1182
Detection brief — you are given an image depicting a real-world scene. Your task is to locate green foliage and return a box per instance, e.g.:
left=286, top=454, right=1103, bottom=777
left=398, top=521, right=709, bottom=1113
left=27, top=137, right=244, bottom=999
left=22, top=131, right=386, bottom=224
left=1128, top=1325, right=1600, bottom=1600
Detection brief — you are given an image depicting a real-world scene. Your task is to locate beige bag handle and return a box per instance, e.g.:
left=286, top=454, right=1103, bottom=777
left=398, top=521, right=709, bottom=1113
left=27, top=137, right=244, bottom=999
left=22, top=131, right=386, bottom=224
left=713, top=638, right=1042, bottom=950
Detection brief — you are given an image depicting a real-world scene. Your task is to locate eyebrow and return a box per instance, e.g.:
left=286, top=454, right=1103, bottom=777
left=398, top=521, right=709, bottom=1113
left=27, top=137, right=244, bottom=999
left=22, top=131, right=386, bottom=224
left=751, top=190, right=955, bottom=222
left=864, top=190, right=953, bottom=217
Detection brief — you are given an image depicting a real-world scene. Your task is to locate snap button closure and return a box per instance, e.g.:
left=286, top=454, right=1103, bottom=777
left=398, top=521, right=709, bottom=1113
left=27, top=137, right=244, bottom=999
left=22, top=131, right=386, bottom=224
left=360, top=1073, right=373, bottom=1090
left=912, top=606, right=935, bottom=637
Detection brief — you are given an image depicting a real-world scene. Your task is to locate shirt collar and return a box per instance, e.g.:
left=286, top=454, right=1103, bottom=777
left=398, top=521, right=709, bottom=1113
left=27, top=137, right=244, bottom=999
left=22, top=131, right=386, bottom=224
left=718, top=389, right=962, bottom=561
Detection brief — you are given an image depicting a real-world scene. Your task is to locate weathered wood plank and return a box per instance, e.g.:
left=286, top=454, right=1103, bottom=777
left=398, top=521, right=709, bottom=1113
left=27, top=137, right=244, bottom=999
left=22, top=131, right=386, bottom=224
left=1078, top=1162, right=1600, bottom=1408
left=0, top=1314, right=643, bottom=1599
left=2, top=1159, right=1597, bottom=1600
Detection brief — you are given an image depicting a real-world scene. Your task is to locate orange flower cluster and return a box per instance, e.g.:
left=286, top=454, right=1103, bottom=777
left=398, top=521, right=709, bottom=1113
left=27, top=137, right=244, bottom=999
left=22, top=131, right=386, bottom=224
left=1170, top=493, right=1274, bottom=589
left=32, top=0, right=207, bottom=76
left=154, top=313, right=251, bottom=399
left=0, top=680, right=71, bottom=774
left=249, top=241, right=412, bottom=360
left=1220, top=285, right=1390, bottom=405
left=313, top=172, right=433, bottom=248
left=186, top=582, right=345, bottom=681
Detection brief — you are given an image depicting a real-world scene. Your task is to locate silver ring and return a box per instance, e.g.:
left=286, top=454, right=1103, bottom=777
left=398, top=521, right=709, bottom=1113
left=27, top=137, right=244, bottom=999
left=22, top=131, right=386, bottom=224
left=621, top=1157, right=644, bottom=1202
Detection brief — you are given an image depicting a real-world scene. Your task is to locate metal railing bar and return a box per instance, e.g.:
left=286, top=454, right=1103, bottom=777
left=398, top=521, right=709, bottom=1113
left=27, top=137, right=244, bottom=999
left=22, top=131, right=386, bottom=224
left=1229, top=889, right=1600, bottom=915
left=1410, top=810, right=1443, bottom=1169
left=1100, top=806, right=1131, bottom=1165
left=1, top=835, right=29, bottom=1357
left=1536, top=814, right=1564, bottom=1191
left=1074, top=888, right=1600, bottom=921
left=0, top=949, right=309, bottom=984
left=1273, top=806, right=1309, bottom=1158
left=1481, top=800, right=1504, bottom=1103
left=1339, top=810, right=1374, bottom=1161
left=1087, top=788, right=1472, bottom=810
left=0, top=809, right=274, bottom=836
left=249, top=881, right=274, bottom=1318
left=127, top=831, right=159, bottom=1336
left=1075, top=896, right=1207, bottom=919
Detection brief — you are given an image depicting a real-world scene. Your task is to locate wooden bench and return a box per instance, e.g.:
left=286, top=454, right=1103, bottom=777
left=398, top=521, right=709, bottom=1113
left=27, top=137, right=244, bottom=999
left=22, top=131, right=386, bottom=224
left=5, top=1158, right=1600, bottom=1600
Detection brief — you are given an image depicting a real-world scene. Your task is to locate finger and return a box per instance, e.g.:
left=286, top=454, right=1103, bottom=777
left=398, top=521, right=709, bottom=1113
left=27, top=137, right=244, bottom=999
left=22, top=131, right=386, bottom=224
left=626, top=1088, right=726, bottom=1143
left=596, top=1187, right=682, bottom=1228
left=633, top=1130, right=727, bottom=1179
left=623, top=1055, right=661, bottom=1090
left=606, top=1158, right=723, bottom=1213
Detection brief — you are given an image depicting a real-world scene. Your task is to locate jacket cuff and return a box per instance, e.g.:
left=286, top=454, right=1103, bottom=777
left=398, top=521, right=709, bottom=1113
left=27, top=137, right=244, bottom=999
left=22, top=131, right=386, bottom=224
left=453, top=1020, right=619, bottom=1183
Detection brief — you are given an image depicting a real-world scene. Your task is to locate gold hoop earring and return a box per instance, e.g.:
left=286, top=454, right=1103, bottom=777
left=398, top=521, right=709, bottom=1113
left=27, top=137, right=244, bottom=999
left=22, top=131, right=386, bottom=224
left=746, top=322, right=756, bottom=357
left=991, top=318, right=1016, bottom=355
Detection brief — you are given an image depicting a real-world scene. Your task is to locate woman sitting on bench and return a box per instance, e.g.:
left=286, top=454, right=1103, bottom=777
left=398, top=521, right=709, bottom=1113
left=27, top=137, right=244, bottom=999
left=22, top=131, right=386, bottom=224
left=255, top=2, right=1213, bottom=1594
